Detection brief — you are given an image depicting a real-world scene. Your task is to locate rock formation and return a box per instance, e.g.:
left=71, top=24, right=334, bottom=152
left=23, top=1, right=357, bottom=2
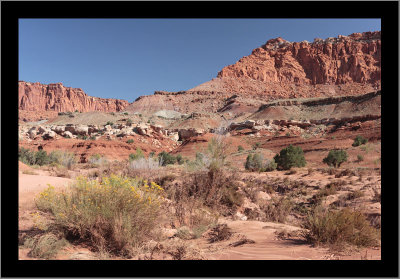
left=189, top=31, right=381, bottom=98
left=19, top=81, right=129, bottom=112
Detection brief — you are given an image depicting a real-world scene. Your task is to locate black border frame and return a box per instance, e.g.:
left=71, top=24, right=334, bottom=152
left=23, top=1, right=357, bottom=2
left=2, top=1, right=398, bottom=277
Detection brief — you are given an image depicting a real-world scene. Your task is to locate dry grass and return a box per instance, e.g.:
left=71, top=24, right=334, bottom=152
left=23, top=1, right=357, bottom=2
left=35, top=175, right=164, bottom=257
left=22, top=170, right=38, bottom=175
left=302, top=207, right=380, bottom=249
left=23, top=232, right=69, bottom=259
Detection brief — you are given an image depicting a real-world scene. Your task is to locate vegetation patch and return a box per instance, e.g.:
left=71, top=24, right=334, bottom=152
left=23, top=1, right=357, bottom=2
left=302, top=207, right=380, bottom=248
left=274, top=145, right=306, bottom=170
left=35, top=175, right=164, bottom=257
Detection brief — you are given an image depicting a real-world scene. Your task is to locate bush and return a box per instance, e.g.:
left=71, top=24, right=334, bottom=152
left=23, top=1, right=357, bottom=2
left=264, top=159, right=277, bottom=172
left=245, top=153, right=264, bottom=171
left=19, top=148, right=76, bottom=168
left=127, top=157, right=161, bottom=171
left=106, top=121, right=114, bottom=126
left=129, top=148, right=145, bottom=161
left=274, top=145, right=306, bottom=170
left=158, top=151, right=177, bottom=166
left=24, top=233, right=68, bottom=259
left=126, top=119, right=132, bottom=126
left=357, top=154, right=364, bottom=162
left=262, top=197, right=293, bottom=223
left=323, top=149, right=348, bottom=168
left=206, top=136, right=229, bottom=171
left=123, top=112, right=128, bottom=115
left=35, top=175, right=164, bottom=257
left=126, top=139, right=134, bottom=144
left=302, top=207, right=380, bottom=248
left=88, top=154, right=108, bottom=167
left=237, top=145, right=244, bottom=152
left=48, top=150, right=77, bottom=169
left=352, top=135, right=368, bottom=147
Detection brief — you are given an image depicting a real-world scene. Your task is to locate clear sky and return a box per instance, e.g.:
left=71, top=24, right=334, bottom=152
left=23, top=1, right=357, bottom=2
left=19, top=19, right=380, bottom=102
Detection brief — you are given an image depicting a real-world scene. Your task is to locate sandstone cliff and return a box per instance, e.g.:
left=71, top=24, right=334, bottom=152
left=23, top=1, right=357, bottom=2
left=189, top=31, right=381, bottom=97
left=19, top=81, right=129, bottom=112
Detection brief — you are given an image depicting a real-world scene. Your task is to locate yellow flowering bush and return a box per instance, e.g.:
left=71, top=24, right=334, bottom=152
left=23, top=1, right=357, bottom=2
left=35, top=174, right=164, bottom=256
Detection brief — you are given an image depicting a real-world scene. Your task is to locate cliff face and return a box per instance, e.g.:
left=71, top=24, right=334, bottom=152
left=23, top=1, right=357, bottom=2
left=217, top=31, right=381, bottom=86
left=19, top=81, right=129, bottom=112
left=189, top=31, right=380, bottom=98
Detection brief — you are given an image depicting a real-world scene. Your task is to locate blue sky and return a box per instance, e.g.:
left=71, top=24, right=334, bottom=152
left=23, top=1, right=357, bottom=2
left=19, top=19, right=380, bottom=102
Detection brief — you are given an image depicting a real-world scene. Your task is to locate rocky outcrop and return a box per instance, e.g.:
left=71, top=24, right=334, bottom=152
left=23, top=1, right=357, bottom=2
left=19, top=81, right=129, bottom=112
left=218, top=31, right=380, bottom=86
left=189, top=32, right=381, bottom=99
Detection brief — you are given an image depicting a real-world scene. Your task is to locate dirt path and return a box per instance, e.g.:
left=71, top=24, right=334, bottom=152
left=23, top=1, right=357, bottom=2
left=205, top=220, right=329, bottom=260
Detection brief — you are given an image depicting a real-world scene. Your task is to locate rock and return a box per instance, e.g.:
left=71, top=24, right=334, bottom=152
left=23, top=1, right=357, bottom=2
left=75, top=125, right=89, bottom=136
left=178, top=128, right=204, bottom=141
left=42, top=130, right=56, bottom=140
left=37, top=126, right=48, bottom=134
left=62, top=131, right=73, bottom=138
left=135, top=124, right=150, bottom=136
left=51, top=125, right=65, bottom=135
left=19, top=81, right=129, bottom=112
left=235, top=212, right=248, bottom=221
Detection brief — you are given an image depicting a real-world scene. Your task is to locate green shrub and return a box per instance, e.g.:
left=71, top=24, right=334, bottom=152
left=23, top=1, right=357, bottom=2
left=357, top=154, right=364, bottom=162
left=323, top=149, right=348, bottom=168
left=238, top=145, right=244, bottom=152
left=352, top=135, right=368, bottom=147
left=19, top=148, right=76, bottom=168
left=245, top=153, right=264, bottom=171
left=129, top=148, right=145, bottom=161
left=149, top=151, right=155, bottom=158
left=19, top=147, right=37, bottom=165
left=126, top=139, right=134, bottom=144
left=106, top=121, right=114, bottom=126
left=123, top=112, right=129, bottom=115
left=158, top=151, right=177, bottom=166
left=274, top=145, right=306, bottom=170
left=36, top=175, right=164, bottom=256
left=302, top=207, right=380, bottom=247
left=126, top=119, right=132, bottom=126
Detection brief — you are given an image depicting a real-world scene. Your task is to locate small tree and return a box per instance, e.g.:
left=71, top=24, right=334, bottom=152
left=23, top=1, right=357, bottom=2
left=323, top=149, right=348, bottom=168
left=274, top=145, right=306, bottom=170
left=158, top=151, right=176, bottom=166
left=352, top=135, right=368, bottom=147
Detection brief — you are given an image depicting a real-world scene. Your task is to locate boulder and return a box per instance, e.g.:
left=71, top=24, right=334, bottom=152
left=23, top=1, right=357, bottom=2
left=42, top=130, right=56, bottom=140
left=62, top=131, right=73, bottom=138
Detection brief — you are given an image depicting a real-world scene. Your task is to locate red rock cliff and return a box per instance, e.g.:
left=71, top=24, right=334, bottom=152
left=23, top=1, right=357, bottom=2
left=19, top=81, right=129, bottom=112
left=217, top=31, right=381, bottom=86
